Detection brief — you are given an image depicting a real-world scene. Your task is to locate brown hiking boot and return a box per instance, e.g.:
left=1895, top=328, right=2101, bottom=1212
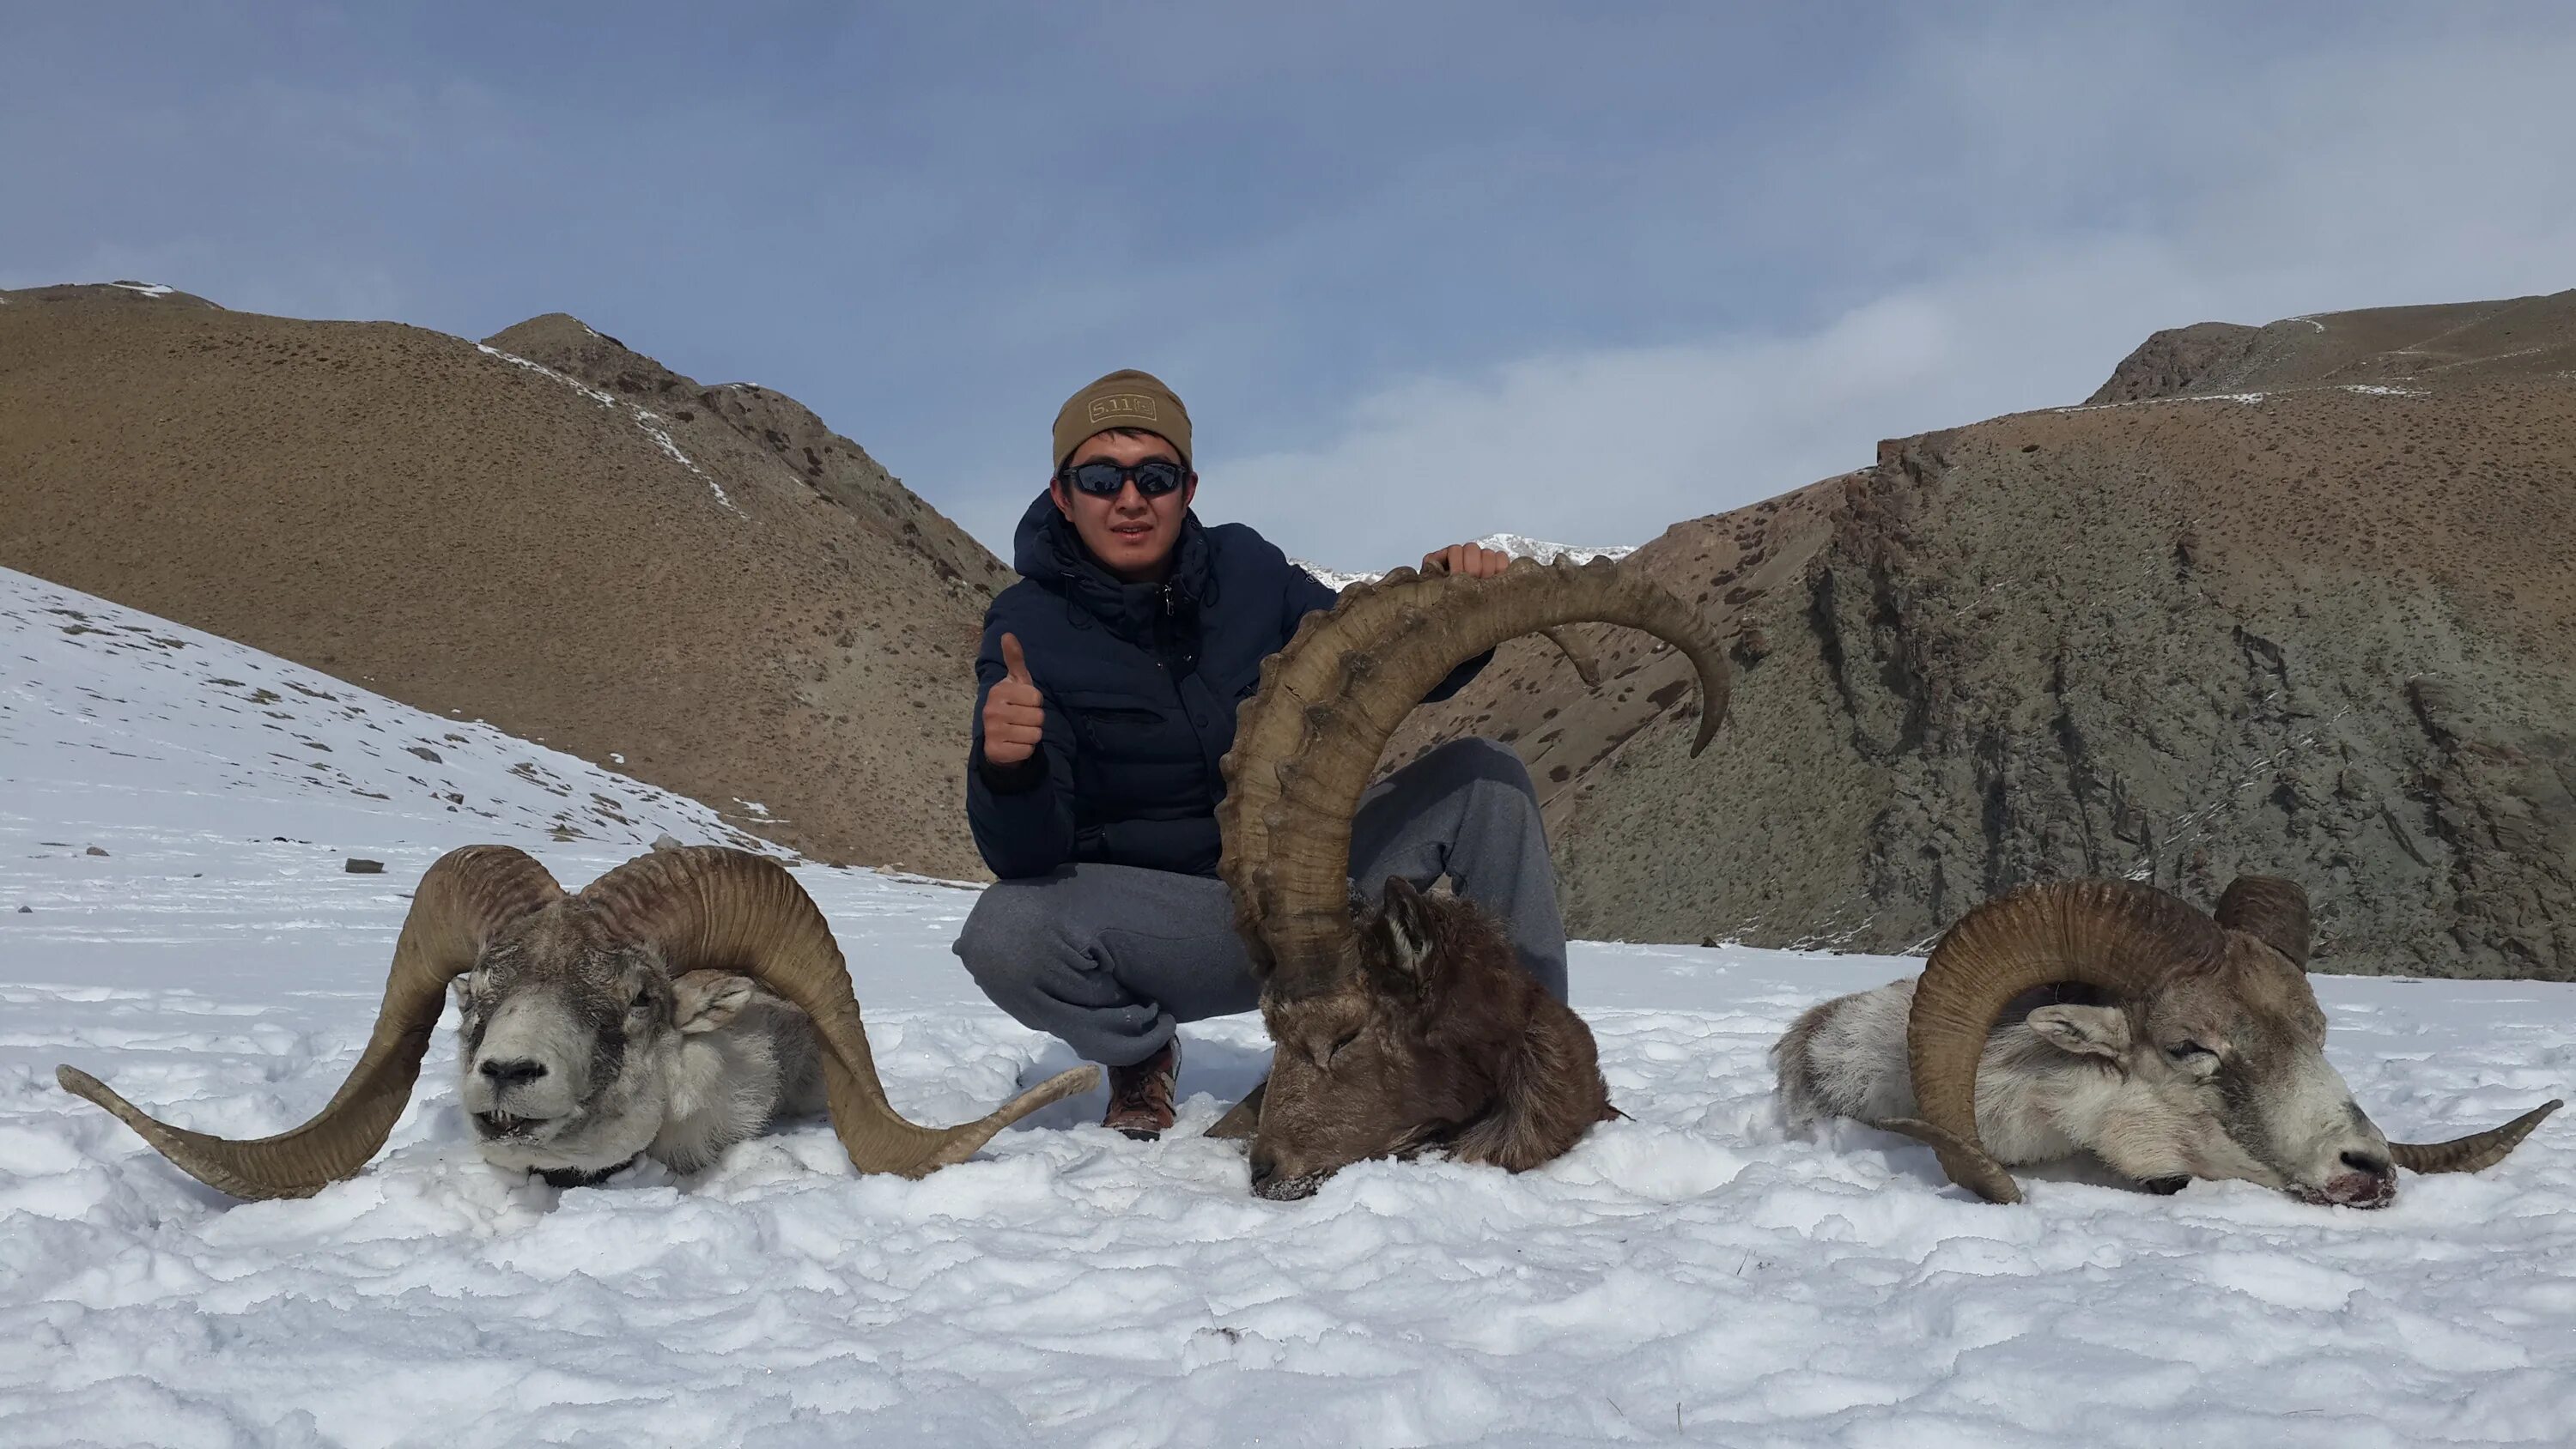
left=1103, top=1038, right=1181, bottom=1141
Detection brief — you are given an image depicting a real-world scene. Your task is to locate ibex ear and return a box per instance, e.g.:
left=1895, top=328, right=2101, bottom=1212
left=1365, top=876, right=1436, bottom=994
left=2027, top=1004, right=2131, bottom=1059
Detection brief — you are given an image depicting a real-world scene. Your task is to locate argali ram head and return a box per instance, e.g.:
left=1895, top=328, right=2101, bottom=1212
left=1872, top=876, right=2560, bottom=1207
left=58, top=845, right=1097, bottom=1198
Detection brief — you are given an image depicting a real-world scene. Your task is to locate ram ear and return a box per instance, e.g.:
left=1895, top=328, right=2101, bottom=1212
left=672, top=970, right=756, bottom=1035
left=2026, top=1004, right=2131, bottom=1059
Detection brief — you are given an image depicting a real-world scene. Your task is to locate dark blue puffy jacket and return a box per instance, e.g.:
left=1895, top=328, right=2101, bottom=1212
left=966, top=494, right=1485, bottom=879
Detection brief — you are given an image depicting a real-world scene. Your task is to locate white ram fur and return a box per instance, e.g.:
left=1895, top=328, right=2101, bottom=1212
left=1773, top=978, right=2276, bottom=1187
left=652, top=971, right=826, bottom=1173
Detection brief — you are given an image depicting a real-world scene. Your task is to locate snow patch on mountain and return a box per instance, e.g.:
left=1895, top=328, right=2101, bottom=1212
left=1291, top=533, right=1634, bottom=591
left=1473, top=532, right=1636, bottom=566
left=1289, top=559, right=1381, bottom=591
left=474, top=343, right=742, bottom=515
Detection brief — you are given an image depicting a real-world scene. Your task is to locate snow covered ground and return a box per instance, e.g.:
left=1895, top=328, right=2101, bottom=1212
left=3, top=565, right=2573, bottom=1447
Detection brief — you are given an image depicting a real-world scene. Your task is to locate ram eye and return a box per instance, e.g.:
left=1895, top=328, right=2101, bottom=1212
left=2163, top=1041, right=2213, bottom=1062
left=1322, top=1030, right=1361, bottom=1067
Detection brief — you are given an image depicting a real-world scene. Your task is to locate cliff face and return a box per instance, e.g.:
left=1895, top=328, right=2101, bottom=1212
left=1396, top=291, right=2576, bottom=977
left=0, top=286, right=1007, bottom=876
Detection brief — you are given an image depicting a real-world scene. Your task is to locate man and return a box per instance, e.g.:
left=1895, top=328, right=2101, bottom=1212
left=954, top=369, right=1568, bottom=1138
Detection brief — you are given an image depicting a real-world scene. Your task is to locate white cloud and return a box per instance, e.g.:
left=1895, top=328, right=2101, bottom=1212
left=1214, top=240, right=2196, bottom=567
left=1209, top=17, right=2576, bottom=569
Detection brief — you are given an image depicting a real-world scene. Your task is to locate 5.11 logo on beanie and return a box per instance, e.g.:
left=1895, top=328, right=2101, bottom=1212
left=1087, top=392, right=1161, bottom=426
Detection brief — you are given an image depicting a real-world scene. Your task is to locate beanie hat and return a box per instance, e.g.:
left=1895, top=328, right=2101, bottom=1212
left=1053, top=369, right=1192, bottom=468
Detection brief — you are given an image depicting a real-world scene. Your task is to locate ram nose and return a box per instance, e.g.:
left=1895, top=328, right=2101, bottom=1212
left=478, top=1058, right=549, bottom=1088
left=466, top=1051, right=574, bottom=1139
left=2318, top=1149, right=2397, bottom=1209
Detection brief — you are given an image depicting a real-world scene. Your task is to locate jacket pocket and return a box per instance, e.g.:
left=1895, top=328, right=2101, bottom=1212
left=1058, top=694, right=1169, bottom=753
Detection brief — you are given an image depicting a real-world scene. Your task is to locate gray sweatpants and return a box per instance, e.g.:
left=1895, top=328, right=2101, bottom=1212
left=953, top=737, right=1565, bottom=1067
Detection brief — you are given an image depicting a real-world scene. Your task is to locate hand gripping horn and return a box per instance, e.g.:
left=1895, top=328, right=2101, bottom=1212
left=1217, top=555, right=1733, bottom=1000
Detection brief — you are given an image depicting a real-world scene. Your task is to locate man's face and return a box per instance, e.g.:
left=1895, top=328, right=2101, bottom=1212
left=1054, top=430, right=1194, bottom=583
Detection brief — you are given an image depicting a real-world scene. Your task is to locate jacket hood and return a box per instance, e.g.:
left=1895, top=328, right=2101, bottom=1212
left=1011, top=492, right=1215, bottom=640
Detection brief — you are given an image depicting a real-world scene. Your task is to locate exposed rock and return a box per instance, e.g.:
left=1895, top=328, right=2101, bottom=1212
left=343, top=858, right=386, bottom=875
left=1399, top=291, right=2576, bottom=978
left=2085, top=322, right=2259, bottom=404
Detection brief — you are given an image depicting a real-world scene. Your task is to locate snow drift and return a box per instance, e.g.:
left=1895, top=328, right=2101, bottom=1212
left=3, top=567, right=2571, bottom=1446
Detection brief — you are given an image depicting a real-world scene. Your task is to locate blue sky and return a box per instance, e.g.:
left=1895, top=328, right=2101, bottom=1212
left=9, top=3, right=2573, bottom=568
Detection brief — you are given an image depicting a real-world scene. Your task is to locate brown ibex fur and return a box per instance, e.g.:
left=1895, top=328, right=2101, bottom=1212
left=1211, top=559, right=1730, bottom=1198
left=1245, top=878, right=1613, bottom=1200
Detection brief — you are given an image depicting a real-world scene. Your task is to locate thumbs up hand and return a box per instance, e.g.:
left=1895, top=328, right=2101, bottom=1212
left=981, top=633, right=1048, bottom=767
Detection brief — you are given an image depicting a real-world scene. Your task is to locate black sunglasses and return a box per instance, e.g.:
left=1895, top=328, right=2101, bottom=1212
left=1058, top=458, right=1189, bottom=499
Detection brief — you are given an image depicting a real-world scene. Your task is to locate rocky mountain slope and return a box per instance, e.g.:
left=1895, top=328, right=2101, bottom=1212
left=0, top=283, right=1009, bottom=876
left=1396, top=290, right=2576, bottom=979
left=9, top=282, right=2570, bottom=974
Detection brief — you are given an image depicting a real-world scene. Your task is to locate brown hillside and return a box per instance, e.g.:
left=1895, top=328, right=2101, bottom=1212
left=1395, top=290, right=2576, bottom=978
left=2089, top=292, right=2576, bottom=403
left=0, top=284, right=1009, bottom=876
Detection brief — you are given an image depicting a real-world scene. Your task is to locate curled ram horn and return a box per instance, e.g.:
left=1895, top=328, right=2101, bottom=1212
left=60, top=845, right=1097, bottom=1199
left=1774, top=874, right=2561, bottom=1209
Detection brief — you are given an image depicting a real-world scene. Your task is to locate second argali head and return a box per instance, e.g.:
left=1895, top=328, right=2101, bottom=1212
left=1773, top=875, right=2561, bottom=1207
left=57, top=845, right=1098, bottom=1199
